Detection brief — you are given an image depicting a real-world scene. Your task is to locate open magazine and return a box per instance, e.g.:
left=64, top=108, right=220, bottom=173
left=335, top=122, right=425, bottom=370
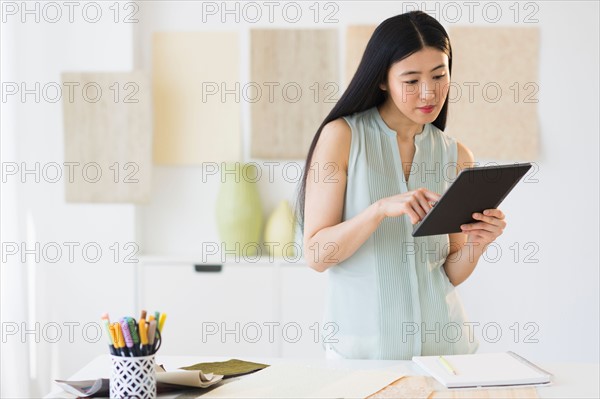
left=55, top=364, right=224, bottom=397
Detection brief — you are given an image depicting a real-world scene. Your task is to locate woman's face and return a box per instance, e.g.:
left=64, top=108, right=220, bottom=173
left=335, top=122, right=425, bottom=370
left=381, top=47, right=450, bottom=124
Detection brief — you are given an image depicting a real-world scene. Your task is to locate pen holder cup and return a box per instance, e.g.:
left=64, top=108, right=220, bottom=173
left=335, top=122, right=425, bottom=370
left=110, top=354, right=156, bottom=399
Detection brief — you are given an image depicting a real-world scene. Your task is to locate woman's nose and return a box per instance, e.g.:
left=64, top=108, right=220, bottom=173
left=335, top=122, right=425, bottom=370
left=420, top=83, right=437, bottom=101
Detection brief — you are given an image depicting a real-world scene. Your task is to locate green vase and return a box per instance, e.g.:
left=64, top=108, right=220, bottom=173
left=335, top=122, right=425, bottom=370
left=215, top=163, right=263, bottom=257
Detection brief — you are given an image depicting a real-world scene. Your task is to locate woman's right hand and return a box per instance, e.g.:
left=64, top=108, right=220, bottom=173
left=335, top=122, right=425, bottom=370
left=377, top=188, right=442, bottom=224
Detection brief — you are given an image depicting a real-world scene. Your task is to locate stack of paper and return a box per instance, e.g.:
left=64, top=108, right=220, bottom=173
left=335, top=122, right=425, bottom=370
left=55, top=365, right=224, bottom=397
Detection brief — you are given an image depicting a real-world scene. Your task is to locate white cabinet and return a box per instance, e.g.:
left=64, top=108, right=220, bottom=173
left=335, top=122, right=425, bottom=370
left=136, top=258, right=328, bottom=358
left=279, top=266, right=329, bottom=358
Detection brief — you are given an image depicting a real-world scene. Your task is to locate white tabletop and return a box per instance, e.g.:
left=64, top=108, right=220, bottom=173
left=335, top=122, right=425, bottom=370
left=45, top=355, right=599, bottom=398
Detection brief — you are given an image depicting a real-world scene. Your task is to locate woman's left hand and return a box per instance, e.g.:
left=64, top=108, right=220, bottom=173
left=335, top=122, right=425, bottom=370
left=460, top=208, right=506, bottom=247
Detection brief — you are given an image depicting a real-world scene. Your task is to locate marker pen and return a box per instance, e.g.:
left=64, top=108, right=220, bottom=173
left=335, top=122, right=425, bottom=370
left=158, top=313, right=167, bottom=333
left=126, top=317, right=142, bottom=357
left=120, top=319, right=138, bottom=357
left=102, top=313, right=117, bottom=356
left=139, top=318, right=149, bottom=356
left=114, top=322, right=130, bottom=357
left=147, top=320, right=157, bottom=355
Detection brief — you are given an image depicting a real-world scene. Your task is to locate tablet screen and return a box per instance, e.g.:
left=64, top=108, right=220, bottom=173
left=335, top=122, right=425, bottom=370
left=411, top=163, right=532, bottom=237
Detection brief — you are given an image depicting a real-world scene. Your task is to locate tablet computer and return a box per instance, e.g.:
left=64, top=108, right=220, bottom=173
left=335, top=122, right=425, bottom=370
left=411, top=163, right=532, bottom=237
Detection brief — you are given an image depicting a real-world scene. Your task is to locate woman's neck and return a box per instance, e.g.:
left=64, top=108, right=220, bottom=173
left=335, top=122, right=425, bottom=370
left=377, top=101, right=424, bottom=141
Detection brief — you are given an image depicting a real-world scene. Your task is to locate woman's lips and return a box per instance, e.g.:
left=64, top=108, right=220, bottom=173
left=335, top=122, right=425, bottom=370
left=418, top=105, right=435, bottom=114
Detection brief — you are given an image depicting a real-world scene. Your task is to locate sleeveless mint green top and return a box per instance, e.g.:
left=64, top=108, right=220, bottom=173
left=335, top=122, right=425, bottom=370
left=323, top=106, right=479, bottom=360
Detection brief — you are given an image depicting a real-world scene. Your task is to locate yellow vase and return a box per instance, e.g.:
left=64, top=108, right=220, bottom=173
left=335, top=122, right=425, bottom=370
left=264, top=200, right=296, bottom=258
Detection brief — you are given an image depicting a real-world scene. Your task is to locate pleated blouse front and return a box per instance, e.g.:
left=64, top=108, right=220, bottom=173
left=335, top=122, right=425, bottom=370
left=322, top=106, right=480, bottom=360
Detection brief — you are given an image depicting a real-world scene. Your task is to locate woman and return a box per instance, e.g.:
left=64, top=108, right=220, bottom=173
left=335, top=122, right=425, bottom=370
left=296, top=11, right=507, bottom=360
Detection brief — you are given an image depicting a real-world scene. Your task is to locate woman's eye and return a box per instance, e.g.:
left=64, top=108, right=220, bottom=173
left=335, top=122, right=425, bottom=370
left=404, top=80, right=418, bottom=85
left=434, top=74, right=446, bottom=80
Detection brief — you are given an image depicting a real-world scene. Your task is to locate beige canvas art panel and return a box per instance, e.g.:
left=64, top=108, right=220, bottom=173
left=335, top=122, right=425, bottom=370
left=62, top=71, right=152, bottom=203
left=153, top=31, right=241, bottom=164
left=250, top=29, right=338, bottom=159
left=346, top=25, right=377, bottom=86
left=446, top=27, right=540, bottom=160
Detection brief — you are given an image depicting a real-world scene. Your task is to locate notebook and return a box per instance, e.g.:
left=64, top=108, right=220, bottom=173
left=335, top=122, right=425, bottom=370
left=412, top=352, right=552, bottom=389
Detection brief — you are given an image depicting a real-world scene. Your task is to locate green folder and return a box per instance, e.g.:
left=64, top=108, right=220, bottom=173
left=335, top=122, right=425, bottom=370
left=179, top=359, right=269, bottom=378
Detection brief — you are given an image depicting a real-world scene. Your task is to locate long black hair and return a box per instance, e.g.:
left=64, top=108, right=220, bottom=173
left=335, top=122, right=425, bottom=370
left=295, top=10, right=452, bottom=234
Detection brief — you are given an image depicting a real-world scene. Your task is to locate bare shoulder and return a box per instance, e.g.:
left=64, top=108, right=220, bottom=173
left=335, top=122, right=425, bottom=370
left=456, top=141, right=475, bottom=174
left=314, top=117, right=352, bottom=172
left=319, top=118, right=351, bottom=147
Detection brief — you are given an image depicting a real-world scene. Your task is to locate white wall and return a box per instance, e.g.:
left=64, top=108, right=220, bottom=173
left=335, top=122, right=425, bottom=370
left=134, top=0, right=600, bottom=362
left=1, top=3, right=138, bottom=397
left=458, top=1, right=599, bottom=363
left=2, top=1, right=598, bottom=397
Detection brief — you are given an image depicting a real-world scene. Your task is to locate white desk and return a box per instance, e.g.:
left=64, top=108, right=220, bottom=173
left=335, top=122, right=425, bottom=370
left=45, top=355, right=599, bottom=399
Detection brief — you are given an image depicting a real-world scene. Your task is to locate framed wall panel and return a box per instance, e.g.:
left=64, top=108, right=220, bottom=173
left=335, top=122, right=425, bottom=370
left=250, top=29, right=338, bottom=159
left=62, top=71, right=152, bottom=203
left=153, top=32, right=242, bottom=164
left=345, top=25, right=377, bottom=86
left=446, top=27, right=540, bottom=160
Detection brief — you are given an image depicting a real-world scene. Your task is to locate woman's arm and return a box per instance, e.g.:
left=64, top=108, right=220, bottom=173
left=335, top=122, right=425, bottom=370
left=303, top=118, right=386, bottom=272
left=443, top=142, right=507, bottom=286
left=303, top=119, right=443, bottom=273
